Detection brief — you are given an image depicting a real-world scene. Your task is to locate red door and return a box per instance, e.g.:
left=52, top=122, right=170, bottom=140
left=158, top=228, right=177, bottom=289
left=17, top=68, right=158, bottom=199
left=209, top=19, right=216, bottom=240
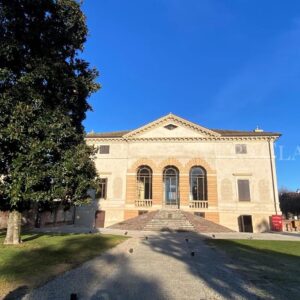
left=95, top=210, right=105, bottom=228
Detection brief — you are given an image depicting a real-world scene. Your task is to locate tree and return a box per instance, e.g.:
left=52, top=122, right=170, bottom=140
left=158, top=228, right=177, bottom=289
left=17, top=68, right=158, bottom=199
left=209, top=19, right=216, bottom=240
left=279, top=192, right=300, bottom=217
left=0, top=0, right=100, bottom=244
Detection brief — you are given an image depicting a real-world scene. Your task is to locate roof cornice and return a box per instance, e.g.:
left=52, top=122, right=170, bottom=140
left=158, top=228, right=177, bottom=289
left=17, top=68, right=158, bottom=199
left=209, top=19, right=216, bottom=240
left=85, top=135, right=280, bottom=143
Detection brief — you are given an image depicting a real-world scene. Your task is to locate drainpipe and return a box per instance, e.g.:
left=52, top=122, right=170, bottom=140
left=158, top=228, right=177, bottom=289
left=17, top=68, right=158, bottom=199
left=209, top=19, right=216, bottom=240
left=268, top=138, right=278, bottom=215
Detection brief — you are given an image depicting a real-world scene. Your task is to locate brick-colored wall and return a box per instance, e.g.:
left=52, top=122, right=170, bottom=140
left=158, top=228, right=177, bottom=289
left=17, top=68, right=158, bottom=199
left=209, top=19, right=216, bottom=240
left=152, top=174, right=163, bottom=205
left=124, top=210, right=139, bottom=220
left=0, top=207, right=74, bottom=229
left=205, top=212, right=220, bottom=223
left=179, top=174, right=189, bottom=206
left=207, top=176, right=218, bottom=207
left=125, top=174, right=136, bottom=204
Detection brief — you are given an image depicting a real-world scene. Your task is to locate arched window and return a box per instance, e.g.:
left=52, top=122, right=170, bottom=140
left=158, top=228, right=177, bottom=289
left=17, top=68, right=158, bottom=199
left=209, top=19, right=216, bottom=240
left=190, top=166, right=207, bottom=200
left=137, top=166, right=152, bottom=200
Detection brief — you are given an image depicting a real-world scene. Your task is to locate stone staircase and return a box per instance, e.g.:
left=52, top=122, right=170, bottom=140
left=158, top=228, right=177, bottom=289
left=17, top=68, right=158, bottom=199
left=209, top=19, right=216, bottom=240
left=143, top=209, right=195, bottom=232
left=109, top=209, right=234, bottom=233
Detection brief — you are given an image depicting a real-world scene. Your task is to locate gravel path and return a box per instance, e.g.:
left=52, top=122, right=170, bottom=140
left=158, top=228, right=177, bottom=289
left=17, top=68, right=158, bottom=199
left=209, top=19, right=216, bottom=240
left=23, top=232, right=270, bottom=300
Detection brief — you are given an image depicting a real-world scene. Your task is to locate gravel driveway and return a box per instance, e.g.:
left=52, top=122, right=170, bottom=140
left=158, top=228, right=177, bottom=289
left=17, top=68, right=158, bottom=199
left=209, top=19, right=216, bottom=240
left=23, top=232, right=269, bottom=300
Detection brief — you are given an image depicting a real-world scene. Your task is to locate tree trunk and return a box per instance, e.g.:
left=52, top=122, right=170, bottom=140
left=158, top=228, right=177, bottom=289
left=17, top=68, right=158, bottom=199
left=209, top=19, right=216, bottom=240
left=4, top=210, right=22, bottom=245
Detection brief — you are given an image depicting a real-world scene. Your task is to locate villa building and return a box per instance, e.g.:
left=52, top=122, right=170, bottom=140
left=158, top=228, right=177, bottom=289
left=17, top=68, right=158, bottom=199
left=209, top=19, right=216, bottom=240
left=84, top=113, right=281, bottom=233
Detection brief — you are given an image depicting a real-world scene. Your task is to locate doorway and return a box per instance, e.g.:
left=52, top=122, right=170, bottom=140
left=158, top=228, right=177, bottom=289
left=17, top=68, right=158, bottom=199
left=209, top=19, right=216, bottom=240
left=163, top=166, right=179, bottom=208
left=95, top=210, right=105, bottom=228
left=238, top=215, right=253, bottom=232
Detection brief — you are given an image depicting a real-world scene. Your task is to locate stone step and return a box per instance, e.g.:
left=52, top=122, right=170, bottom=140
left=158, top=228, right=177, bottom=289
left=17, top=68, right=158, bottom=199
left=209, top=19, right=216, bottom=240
left=109, top=209, right=233, bottom=233
left=146, top=222, right=194, bottom=227
left=145, top=226, right=194, bottom=230
left=143, top=209, right=195, bottom=232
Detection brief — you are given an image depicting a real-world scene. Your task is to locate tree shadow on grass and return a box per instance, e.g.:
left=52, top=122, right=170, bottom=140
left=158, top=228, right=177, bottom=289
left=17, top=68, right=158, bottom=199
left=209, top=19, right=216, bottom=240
left=21, top=233, right=44, bottom=242
left=0, top=229, right=6, bottom=238
left=0, top=233, right=126, bottom=298
left=3, top=285, right=29, bottom=300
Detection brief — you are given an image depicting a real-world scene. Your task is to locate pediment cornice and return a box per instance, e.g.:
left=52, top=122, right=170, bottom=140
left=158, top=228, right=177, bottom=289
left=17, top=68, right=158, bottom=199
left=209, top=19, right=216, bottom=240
left=123, top=113, right=221, bottom=139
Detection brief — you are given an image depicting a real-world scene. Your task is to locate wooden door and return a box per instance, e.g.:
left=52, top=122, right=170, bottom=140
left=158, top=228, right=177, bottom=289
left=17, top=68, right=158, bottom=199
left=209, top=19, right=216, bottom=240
left=95, top=210, right=105, bottom=228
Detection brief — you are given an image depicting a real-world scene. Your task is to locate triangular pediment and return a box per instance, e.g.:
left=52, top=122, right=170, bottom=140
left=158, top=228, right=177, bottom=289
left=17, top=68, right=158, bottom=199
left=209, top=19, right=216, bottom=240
left=123, top=114, right=220, bottom=139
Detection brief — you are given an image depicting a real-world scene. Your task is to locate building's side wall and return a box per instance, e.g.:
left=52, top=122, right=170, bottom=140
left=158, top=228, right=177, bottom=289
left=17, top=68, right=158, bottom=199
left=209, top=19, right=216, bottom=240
left=86, top=139, right=129, bottom=227
left=215, top=140, right=279, bottom=232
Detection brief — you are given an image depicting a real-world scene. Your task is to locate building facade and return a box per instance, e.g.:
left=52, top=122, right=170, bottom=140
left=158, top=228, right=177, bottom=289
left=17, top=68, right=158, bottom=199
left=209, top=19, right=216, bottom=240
left=85, top=114, right=281, bottom=232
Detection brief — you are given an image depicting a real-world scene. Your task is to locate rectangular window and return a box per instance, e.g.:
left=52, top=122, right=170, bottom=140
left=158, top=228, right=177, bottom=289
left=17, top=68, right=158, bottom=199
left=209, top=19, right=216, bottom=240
left=99, top=145, right=110, bottom=154
left=99, top=178, right=107, bottom=199
left=235, top=144, right=247, bottom=154
left=238, top=179, right=251, bottom=201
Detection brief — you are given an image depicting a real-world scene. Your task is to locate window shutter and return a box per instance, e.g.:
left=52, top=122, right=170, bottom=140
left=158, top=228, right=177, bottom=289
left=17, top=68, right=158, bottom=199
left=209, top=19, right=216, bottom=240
left=238, top=180, right=251, bottom=201
left=99, top=145, right=110, bottom=154
left=235, top=144, right=247, bottom=154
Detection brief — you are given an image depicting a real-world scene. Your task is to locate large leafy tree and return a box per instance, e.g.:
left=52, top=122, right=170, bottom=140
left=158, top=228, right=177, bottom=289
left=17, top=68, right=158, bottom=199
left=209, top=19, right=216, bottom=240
left=279, top=192, right=300, bottom=217
left=0, top=0, right=100, bottom=244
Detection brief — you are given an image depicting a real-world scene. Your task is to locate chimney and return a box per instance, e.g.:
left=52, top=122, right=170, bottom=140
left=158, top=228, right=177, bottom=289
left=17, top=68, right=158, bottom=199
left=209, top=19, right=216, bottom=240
left=254, top=126, right=264, bottom=133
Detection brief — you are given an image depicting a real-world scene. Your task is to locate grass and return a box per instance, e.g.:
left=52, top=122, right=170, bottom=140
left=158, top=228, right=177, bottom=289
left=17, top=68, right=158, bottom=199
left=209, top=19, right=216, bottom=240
left=208, top=239, right=300, bottom=298
left=0, top=230, right=127, bottom=298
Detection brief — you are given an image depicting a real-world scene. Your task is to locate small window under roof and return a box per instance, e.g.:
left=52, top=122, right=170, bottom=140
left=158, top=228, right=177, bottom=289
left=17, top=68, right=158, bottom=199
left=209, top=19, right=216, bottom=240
left=164, top=124, right=178, bottom=130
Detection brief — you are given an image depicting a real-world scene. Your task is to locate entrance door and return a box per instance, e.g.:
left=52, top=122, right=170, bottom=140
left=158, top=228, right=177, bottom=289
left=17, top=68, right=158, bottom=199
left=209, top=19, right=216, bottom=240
left=238, top=215, right=253, bottom=232
left=95, top=210, right=105, bottom=228
left=164, top=167, right=179, bottom=208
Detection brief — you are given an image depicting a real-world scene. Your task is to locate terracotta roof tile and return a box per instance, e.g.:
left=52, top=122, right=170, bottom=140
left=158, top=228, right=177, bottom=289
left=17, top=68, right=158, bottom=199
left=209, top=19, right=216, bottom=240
left=86, top=130, right=130, bottom=138
left=212, top=129, right=281, bottom=137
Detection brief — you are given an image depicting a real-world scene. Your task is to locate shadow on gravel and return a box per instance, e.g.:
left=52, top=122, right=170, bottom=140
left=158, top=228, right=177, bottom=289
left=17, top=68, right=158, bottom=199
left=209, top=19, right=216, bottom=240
left=141, top=232, right=260, bottom=299
left=142, top=232, right=300, bottom=300
left=6, top=231, right=300, bottom=299
left=207, top=239, right=300, bottom=299
left=88, top=253, right=167, bottom=300
left=22, top=248, right=168, bottom=300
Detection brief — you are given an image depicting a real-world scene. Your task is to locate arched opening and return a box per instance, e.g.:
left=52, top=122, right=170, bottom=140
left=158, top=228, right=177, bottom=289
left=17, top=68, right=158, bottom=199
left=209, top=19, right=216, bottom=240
left=137, top=166, right=152, bottom=200
left=163, top=166, right=179, bottom=207
left=190, top=166, right=207, bottom=200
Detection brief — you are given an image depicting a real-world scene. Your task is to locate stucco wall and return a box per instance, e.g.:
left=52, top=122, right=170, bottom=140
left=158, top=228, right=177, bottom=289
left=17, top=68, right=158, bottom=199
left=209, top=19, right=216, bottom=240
left=86, top=122, right=280, bottom=232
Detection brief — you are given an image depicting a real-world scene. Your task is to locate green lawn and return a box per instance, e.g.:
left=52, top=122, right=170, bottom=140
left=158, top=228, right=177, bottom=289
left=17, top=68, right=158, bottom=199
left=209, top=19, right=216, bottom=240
left=208, top=239, right=300, bottom=298
left=0, top=230, right=127, bottom=298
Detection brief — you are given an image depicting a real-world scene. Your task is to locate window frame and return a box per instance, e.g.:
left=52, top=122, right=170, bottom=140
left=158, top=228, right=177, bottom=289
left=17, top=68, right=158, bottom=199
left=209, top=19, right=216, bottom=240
left=189, top=166, right=207, bottom=201
left=235, top=144, right=247, bottom=154
left=137, top=166, right=153, bottom=200
left=99, top=178, right=108, bottom=199
left=237, top=179, right=251, bottom=202
left=99, top=145, right=110, bottom=154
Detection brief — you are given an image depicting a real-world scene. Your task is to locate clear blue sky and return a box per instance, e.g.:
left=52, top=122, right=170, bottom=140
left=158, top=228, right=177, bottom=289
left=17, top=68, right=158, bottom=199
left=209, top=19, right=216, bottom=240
left=81, top=0, right=300, bottom=191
